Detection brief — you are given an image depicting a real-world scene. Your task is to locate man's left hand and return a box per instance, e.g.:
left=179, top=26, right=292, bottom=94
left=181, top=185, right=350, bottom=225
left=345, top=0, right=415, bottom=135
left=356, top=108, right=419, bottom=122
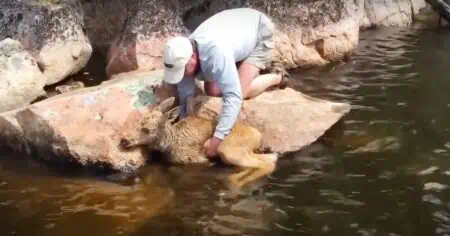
left=204, top=136, right=223, bottom=158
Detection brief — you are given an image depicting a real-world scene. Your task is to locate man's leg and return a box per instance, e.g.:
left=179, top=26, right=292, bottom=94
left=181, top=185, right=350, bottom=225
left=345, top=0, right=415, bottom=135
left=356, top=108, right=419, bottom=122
left=202, top=61, right=287, bottom=99
left=239, top=17, right=290, bottom=99
left=203, top=63, right=283, bottom=99
left=238, top=62, right=281, bottom=99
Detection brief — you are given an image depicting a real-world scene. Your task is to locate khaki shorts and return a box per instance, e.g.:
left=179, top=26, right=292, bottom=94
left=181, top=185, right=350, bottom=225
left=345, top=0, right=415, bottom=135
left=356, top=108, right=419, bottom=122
left=243, top=17, right=275, bottom=70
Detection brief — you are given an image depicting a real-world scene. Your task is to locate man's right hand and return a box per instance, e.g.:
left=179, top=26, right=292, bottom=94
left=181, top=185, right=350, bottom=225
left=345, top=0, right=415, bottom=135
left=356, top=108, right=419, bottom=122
left=204, top=136, right=223, bottom=158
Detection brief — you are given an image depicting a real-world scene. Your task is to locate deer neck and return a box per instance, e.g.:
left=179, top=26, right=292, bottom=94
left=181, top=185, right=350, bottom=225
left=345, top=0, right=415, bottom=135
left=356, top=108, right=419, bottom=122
left=158, top=122, right=176, bottom=151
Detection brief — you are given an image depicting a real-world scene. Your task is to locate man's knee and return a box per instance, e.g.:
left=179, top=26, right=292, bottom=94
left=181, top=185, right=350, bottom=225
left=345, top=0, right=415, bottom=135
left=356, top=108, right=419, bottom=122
left=238, top=62, right=261, bottom=82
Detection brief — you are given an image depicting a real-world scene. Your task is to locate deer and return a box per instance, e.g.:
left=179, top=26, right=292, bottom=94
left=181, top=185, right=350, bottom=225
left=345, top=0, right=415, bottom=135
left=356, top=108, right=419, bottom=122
left=119, top=96, right=278, bottom=189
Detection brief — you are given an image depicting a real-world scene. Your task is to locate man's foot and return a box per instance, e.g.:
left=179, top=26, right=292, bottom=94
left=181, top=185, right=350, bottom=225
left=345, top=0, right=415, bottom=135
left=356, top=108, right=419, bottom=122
left=269, top=61, right=290, bottom=89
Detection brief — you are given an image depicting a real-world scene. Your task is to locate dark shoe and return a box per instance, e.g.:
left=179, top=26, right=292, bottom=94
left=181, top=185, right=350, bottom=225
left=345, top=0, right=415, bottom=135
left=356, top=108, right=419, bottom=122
left=270, top=61, right=290, bottom=89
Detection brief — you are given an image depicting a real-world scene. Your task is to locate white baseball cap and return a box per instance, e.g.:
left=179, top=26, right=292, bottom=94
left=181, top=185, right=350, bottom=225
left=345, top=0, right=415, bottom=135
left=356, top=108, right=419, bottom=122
left=162, top=36, right=193, bottom=84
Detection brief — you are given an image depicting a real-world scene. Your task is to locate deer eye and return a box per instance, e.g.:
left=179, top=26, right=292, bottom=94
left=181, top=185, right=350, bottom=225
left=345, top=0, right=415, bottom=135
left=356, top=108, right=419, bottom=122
left=141, top=128, right=150, bottom=134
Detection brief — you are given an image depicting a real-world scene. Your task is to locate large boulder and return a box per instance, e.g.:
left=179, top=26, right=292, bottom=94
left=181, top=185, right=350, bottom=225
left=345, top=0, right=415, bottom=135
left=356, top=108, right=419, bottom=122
left=0, top=69, right=350, bottom=172
left=102, top=0, right=430, bottom=76
left=0, top=0, right=92, bottom=85
left=0, top=38, right=46, bottom=113
left=0, top=70, right=170, bottom=172
left=104, top=0, right=361, bottom=76
left=183, top=0, right=362, bottom=69
left=105, top=0, right=189, bottom=77
left=189, top=89, right=351, bottom=154
left=80, top=0, right=128, bottom=49
left=360, top=0, right=427, bottom=28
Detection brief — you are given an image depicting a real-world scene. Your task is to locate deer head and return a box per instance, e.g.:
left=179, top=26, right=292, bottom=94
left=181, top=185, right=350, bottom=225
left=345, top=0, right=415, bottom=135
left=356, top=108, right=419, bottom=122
left=118, top=96, right=177, bottom=150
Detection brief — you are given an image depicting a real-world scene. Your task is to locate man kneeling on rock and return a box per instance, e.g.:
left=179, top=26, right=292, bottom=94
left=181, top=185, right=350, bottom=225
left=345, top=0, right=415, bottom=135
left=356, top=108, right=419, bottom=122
left=161, top=8, right=290, bottom=158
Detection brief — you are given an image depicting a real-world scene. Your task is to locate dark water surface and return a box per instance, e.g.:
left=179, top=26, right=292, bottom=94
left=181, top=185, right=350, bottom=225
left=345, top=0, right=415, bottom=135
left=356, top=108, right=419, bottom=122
left=1, top=26, right=450, bottom=235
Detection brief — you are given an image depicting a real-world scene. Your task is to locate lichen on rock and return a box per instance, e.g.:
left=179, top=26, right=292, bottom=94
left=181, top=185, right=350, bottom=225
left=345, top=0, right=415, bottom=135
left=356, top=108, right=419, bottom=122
left=182, top=0, right=361, bottom=69
left=0, top=0, right=92, bottom=85
left=105, top=0, right=189, bottom=77
left=0, top=38, right=47, bottom=113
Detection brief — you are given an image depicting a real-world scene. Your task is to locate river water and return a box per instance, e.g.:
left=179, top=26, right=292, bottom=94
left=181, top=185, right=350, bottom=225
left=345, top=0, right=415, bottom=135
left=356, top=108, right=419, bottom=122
left=1, top=26, right=450, bottom=236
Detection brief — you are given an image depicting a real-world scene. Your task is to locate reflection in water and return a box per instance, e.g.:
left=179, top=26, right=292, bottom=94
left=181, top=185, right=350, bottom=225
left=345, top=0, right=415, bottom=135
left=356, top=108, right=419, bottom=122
left=2, top=26, right=450, bottom=235
left=0, top=160, right=174, bottom=236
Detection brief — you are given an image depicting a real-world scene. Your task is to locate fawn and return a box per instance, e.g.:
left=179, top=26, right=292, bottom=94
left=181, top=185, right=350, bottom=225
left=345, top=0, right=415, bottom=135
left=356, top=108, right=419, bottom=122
left=119, top=96, right=278, bottom=189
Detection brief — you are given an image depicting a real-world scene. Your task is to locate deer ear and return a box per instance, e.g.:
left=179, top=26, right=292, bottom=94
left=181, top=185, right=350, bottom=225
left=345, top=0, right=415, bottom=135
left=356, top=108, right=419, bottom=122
left=164, top=106, right=181, bottom=123
left=155, top=96, right=176, bottom=113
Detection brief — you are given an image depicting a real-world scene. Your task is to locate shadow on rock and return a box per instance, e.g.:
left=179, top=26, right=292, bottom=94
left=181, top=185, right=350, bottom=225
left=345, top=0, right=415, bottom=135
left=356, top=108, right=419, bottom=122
left=0, top=116, right=29, bottom=156
left=15, top=109, right=71, bottom=164
left=9, top=109, right=114, bottom=175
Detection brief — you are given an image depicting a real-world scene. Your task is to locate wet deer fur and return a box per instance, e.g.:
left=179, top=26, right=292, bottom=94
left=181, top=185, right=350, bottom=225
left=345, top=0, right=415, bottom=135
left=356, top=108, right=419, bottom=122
left=120, top=96, right=278, bottom=172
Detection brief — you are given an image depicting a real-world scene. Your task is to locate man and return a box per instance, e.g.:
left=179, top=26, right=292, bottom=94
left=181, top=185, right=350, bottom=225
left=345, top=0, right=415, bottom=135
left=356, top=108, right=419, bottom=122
left=161, top=8, right=290, bottom=158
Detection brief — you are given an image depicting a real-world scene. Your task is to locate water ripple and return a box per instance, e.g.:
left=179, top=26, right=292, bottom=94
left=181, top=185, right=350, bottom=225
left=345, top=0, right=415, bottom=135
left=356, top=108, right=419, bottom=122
left=1, top=26, right=450, bottom=236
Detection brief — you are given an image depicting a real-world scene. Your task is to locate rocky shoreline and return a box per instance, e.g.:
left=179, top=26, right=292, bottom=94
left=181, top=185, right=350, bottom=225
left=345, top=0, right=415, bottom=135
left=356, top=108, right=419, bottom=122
left=0, top=0, right=440, bottom=172
left=0, top=0, right=438, bottom=111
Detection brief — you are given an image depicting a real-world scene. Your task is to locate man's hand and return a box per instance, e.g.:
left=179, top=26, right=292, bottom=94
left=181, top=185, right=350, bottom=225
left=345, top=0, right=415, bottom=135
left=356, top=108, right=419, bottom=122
left=204, top=136, right=223, bottom=158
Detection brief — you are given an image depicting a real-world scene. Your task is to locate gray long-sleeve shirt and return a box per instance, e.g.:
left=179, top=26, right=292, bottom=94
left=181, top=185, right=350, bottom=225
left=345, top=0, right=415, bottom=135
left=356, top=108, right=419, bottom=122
left=176, top=8, right=271, bottom=140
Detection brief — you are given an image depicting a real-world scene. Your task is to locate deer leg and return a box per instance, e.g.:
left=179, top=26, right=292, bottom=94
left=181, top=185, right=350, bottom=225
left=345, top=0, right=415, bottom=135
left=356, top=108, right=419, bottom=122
left=218, top=146, right=275, bottom=170
left=225, top=166, right=275, bottom=190
left=217, top=147, right=275, bottom=188
left=250, top=152, right=278, bottom=164
left=225, top=168, right=253, bottom=190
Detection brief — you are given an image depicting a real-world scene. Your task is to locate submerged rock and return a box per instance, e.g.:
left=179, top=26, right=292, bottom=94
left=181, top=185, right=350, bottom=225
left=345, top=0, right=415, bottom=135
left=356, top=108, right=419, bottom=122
left=346, top=136, right=400, bottom=154
left=0, top=0, right=92, bottom=85
left=105, top=0, right=189, bottom=77
left=0, top=69, right=350, bottom=172
left=0, top=38, right=47, bottom=113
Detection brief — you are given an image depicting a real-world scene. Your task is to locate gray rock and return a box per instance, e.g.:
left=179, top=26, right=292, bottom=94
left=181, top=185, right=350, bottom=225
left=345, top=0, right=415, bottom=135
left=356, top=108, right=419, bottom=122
left=361, top=0, right=427, bottom=28
left=99, top=0, right=429, bottom=76
left=105, top=0, right=189, bottom=77
left=185, top=0, right=362, bottom=69
left=55, top=81, right=85, bottom=94
left=0, top=38, right=46, bottom=113
left=104, top=0, right=361, bottom=75
left=0, top=0, right=92, bottom=85
left=80, top=0, right=128, bottom=49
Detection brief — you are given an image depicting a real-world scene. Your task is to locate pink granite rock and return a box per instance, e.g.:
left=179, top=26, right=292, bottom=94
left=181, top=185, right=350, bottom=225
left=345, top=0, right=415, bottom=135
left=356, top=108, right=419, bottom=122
left=104, top=0, right=189, bottom=77
left=189, top=88, right=351, bottom=155
left=0, top=69, right=350, bottom=172
left=0, top=0, right=92, bottom=85
left=0, top=70, right=170, bottom=172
